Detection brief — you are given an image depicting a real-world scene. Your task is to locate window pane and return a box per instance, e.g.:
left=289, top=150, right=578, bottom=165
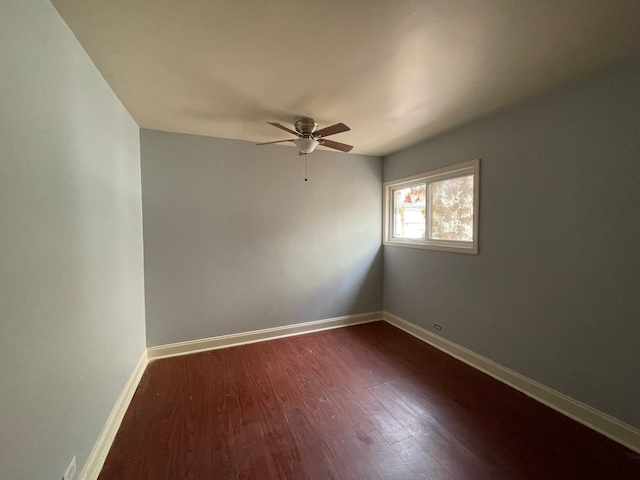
left=393, top=184, right=426, bottom=239
left=430, top=175, right=474, bottom=241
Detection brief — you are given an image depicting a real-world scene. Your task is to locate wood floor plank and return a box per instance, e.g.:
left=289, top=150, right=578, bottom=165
left=98, top=321, right=640, bottom=479
left=391, top=436, right=456, bottom=480
left=284, top=407, right=342, bottom=480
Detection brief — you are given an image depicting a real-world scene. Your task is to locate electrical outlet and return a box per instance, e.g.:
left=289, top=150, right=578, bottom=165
left=63, top=456, right=76, bottom=480
left=434, top=324, right=442, bottom=331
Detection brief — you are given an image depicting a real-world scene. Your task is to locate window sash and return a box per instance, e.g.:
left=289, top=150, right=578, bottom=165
left=391, top=181, right=426, bottom=241
left=427, top=174, right=474, bottom=243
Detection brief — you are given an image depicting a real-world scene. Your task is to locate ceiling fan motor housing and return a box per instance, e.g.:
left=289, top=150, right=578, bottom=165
left=295, top=118, right=318, bottom=136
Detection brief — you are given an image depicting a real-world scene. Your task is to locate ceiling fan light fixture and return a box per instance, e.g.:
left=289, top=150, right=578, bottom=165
left=293, top=137, right=319, bottom=154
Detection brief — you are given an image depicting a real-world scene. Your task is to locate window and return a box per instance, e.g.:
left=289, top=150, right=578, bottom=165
left=383, top=159, right=479, bottom=254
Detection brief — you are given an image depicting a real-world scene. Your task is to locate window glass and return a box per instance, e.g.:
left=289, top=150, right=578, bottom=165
left=430, top=175, right=474, bottom=241
left=393, top=184, right=426, bottom=239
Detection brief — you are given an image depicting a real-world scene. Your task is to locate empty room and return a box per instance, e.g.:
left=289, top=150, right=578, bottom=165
left=2, top=0, right=640, bottom=479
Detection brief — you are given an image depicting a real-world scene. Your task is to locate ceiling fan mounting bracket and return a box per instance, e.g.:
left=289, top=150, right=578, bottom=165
left=295, top=118, right=318, bottom=135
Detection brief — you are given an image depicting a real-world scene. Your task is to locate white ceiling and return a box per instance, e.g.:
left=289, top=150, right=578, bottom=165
left=51, top=0, right=640, bottom=156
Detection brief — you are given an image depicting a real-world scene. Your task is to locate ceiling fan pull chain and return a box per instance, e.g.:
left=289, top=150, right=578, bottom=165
left=304, top=157, right=308, bottom=182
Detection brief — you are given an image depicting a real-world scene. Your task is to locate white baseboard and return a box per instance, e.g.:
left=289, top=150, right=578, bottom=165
left=382, top=311, right=640, bottom=453
left=79, top=351, right=149, bottom=480
left=147, top=311, right=384, bottom=361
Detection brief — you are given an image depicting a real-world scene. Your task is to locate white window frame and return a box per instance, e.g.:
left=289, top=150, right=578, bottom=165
left=383, top=159, right=480, bottom=254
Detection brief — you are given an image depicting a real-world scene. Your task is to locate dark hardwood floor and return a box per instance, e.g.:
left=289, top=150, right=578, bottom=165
left=99, top=321, right=640, bottom=479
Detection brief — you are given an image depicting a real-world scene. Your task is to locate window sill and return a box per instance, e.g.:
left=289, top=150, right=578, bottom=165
left=383, top=240, right=478, bottom=255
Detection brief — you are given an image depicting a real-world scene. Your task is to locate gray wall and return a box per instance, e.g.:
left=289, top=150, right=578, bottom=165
left=383, top=58, right=640, bottom=428
left=0, top=1, right=147, bottom=478
left=141, top=130, right=382, bottom=346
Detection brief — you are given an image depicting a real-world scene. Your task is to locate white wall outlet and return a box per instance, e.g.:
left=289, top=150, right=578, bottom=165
left=63, top=456, right=77, bottom=480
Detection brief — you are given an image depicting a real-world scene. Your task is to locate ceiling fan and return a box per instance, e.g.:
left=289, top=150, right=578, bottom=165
left=257, top=118, right=353, bottom=155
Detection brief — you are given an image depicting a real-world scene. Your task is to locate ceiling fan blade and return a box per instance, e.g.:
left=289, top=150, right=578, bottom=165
left=256, top=139, right=295, bottom=145
left=314, top=122, right=350, bottom=138
left=319, top=139, right=353, bottom=152
left=267, top=122, right=300, bottom=137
